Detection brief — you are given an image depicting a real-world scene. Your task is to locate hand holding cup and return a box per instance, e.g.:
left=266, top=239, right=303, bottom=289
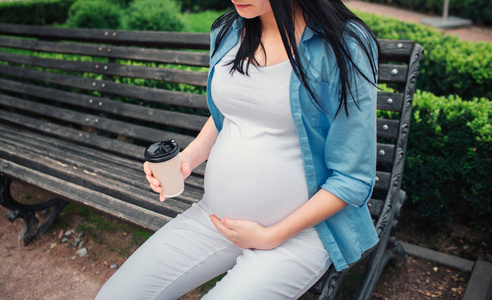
left=143, top=140, right=192, bottom=202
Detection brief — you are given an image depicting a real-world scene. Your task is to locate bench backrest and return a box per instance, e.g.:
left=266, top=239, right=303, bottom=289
left=0, top=24, right=423, bottom=233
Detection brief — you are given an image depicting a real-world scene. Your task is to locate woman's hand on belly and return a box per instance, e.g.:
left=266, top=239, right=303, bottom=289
left=210, top=215, right=286, bottom=250
left=209, top=189, right=349, bottom=250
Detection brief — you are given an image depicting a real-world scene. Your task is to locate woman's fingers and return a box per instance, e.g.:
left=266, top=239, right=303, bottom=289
left=181, top=164, right=191, bottom=179
left=210, top=215, right=233, bottom=236
left=143, top=162, right=162, bottom=194
left=143, top=161, right=152, bottom=176
left=143, top=161, right=166, bottom=202
left=180, top=152, right=193, bottom=180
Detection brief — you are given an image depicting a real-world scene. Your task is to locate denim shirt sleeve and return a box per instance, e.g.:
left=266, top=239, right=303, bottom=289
left=320, top=30, right=378, bottom=208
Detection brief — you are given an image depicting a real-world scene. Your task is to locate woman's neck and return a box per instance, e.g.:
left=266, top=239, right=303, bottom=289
left=254, top=5, right=306, bottom=66
left=259, top=5, right=306, bottom=45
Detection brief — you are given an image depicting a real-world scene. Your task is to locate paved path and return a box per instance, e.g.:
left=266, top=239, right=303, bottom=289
left=344, top=0, right=492, bottom=43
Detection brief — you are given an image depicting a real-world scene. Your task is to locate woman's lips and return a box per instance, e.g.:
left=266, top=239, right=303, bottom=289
left=234, top=4, right=251, bottom=10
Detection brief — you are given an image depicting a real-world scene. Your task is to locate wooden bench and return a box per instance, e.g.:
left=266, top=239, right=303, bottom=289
left=0, top=23, right=423, bottom=299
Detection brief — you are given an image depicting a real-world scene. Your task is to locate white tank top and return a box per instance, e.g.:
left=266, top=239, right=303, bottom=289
left=203, top=42, right=309, bottom=227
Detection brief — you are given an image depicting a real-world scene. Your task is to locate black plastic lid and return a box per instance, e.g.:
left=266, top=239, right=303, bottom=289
left=144, top=139, right=180, bottom=163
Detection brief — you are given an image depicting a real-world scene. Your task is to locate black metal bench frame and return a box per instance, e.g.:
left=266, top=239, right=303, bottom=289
left=0, top=23, right=423, bottom=299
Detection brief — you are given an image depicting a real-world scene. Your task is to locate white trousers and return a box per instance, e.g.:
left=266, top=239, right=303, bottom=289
left=95, top=201, right=331, bottom=300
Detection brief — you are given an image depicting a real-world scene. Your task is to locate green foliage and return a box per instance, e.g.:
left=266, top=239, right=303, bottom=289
left=126, top=0, right=183, bottom=32
left=67, top=0, right=124, bottom=29
left=361, top=0, right=492, bottom=25
left=403, top=90, right=491, bottom=225
left=181, top=0, right=231, bottom=12
left=357, top=11, right=492, bottom=100
left=0, top=0, right=76, bottom=25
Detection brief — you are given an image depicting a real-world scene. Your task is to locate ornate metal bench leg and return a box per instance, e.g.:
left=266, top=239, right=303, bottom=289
left=0, top=173, right=68, bottom=244
left=385, top=190, right=408, bottom=268
left=354, top=190, right=408, bottom=300
left=353, top=240, right=388, bottom=300
left=38, top=199, right=68, bottom=237
left=6, top=209, right=40, bottom=245
left=390, top=238, right=407, bottom=267
left=314, top=268, right=345, bottom=300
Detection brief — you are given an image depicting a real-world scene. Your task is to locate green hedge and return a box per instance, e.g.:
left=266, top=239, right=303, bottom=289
left=67, top=0, right=124, bottom=29
left=403, top=90, right=491, bottom=225
left=357, top=11, right=492, bottom=100
left=66, top=0, right=184, bottom=32
left=0, top=0, right=76, bottom=25
left=126, top=0, right=183, bottom=32
left=362, top=0, right=491, bottom=25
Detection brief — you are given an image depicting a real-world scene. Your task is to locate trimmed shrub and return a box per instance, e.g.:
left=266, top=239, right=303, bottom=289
left=356, top=11, right=492, bottom=100
left=362, top=0, right=492, bottom=25
left=67, top=0, right=124, bottom=29
left=126, top=0, right=183, bottom=32
left=403, top=90, right=491, bottom=225
left=0, top=0, right=76, bottom=25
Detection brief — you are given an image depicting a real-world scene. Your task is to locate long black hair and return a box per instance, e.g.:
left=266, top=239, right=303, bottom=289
left=211, top=0, right=380, bottom=117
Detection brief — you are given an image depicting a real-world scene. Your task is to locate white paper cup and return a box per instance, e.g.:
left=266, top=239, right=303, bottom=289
left=144, top=140, right=184, bottom=198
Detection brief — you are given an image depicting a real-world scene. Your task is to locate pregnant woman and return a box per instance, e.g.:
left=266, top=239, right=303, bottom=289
left=96, top=0, right=380, bottom=299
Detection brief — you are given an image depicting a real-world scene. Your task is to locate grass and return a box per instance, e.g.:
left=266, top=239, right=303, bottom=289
left=55, top=203, right=152, bottom=251
left=181, top=9, right=227, bottom=33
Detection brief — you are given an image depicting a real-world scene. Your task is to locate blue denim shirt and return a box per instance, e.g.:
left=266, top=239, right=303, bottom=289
left=206, top=19, right=379, bottom=271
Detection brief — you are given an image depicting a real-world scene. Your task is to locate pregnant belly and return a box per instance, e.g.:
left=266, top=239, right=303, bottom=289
left=202, top=133, right=308, bottom=227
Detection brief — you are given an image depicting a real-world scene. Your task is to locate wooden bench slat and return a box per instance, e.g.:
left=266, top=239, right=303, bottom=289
left=378, top=64, right=408, bottom=84
left=377, top=143, right=395, bottom=165
left=0, top=158, right=172, bottom=231
left=0, top=145, right=185, bottom=217
left=377, top=92, right=404, bottom=112
left=378, top=39, right=415, bottom=63
left=0, top=64, right=208, bottom=109
left=0, top=110, right=143, bottom=159
left=0, top=94, right=195, bottom=146
left=377, top=118, right=399, bottom=139
left=0, top=36, right=210, bottom=67
left=0, top=112, right=206, bottom=176
left=0, top=51, right=208, bottom=86
left=0, top=126, right=206, bottom=191
left=0, top=137, right=192, bottom=215
left=0, top=29, right=415, bottom=63
left=0, top=132, right=205, bottom=208
left=0, top=127, right=144, bottom=183
left=0, top=78, right=208, bottom=132
left=0, top=30, right=415, bottom=63
left=0, top=23, right=211, bottom=49
left=375, top=171, right=390, bottom=191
